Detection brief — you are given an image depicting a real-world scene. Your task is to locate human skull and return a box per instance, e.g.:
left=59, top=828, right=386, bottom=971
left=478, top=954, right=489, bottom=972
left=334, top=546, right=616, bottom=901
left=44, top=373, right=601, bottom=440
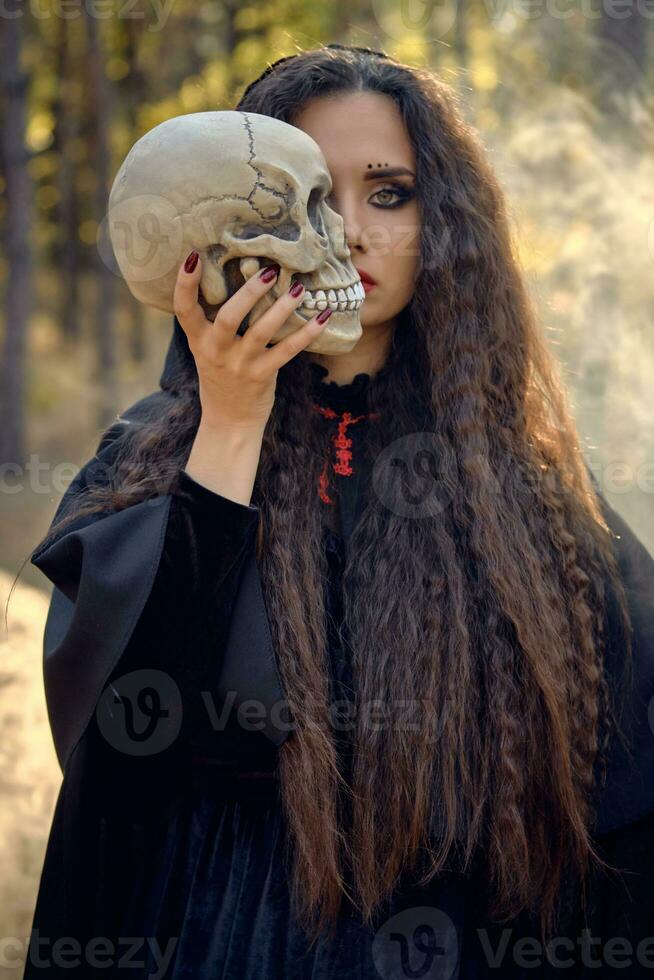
left=107, top=110, right=364, bottom=354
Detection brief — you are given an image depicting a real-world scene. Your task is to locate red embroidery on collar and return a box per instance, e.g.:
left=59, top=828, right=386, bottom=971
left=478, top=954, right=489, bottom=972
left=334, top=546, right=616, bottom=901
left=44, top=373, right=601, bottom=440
left=312, top=403, right=380, bottom=505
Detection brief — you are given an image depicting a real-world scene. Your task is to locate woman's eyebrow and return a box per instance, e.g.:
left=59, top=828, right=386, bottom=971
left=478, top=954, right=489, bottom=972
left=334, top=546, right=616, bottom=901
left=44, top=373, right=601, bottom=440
left=363, top=166, right=415, bottom=180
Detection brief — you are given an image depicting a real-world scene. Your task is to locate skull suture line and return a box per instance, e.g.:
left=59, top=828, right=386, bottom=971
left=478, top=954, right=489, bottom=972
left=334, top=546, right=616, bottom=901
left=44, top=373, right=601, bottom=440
left=107, top=110, right=364, bottom=355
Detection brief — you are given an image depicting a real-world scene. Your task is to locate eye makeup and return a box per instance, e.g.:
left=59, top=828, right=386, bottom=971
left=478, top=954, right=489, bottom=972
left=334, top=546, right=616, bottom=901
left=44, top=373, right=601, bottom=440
left=369, top=182, right=416, bottom=209
left=363, top=164, right=416, bottom=209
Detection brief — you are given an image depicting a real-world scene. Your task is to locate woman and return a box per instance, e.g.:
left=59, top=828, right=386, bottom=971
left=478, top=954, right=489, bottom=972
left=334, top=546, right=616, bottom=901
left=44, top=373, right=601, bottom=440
left=24, top=44, right=654, bottom=978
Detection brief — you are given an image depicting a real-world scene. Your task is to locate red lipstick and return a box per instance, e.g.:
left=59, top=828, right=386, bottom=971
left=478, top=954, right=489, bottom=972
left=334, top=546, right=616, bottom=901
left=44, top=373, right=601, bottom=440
left=354, top=267, right=377, bottom=294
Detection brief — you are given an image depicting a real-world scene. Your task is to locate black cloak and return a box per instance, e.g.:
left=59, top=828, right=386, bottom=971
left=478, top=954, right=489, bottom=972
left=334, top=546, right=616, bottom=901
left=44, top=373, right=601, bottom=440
left=22, top=316, right=654, bottom=977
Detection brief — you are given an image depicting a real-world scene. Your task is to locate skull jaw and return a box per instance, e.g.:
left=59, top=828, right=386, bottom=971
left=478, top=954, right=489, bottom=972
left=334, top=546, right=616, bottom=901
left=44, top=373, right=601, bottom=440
left=270, top=310, right=363, bottom=354
left=248, top=291, right=363, bottom=354
left=198, top=255, right=364, bottom=354
left=196, top=286, right=363, bottom=354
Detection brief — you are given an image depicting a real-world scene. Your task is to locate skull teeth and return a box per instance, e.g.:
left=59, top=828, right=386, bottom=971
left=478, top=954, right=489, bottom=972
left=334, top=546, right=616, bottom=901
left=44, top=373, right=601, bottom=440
left=298, top=281, right=365, bottom=313
left=311, top=297, right=362, bottom=312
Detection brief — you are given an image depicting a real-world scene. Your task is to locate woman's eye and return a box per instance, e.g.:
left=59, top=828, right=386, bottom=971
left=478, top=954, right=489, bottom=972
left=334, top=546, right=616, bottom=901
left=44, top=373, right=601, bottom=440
left=324, top=185, right=414, bottom=214
left=369, top=185, right=413, bottom=208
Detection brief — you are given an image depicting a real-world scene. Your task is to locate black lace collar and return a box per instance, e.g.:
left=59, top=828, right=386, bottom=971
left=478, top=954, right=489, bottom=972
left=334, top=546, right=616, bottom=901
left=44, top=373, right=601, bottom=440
left=308, top=360, right=378, bottom=416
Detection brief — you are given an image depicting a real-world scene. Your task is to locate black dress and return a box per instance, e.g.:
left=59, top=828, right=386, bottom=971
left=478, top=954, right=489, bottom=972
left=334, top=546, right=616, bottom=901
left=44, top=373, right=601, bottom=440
left=23, top=327, right=654, bottom=979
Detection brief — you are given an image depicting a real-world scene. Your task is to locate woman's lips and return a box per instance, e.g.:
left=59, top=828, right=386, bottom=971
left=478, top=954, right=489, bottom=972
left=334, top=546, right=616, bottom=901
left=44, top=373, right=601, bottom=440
left=355, top=269, right=377, bottom=294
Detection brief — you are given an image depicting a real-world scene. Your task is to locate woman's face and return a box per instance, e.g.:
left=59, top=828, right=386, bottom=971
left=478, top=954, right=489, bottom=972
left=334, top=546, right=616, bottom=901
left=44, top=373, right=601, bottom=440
left=293, top=91, right=421, bottom=339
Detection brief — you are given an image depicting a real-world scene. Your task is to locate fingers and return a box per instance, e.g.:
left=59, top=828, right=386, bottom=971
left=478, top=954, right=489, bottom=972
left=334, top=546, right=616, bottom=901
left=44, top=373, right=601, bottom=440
left=261, top=308, right=333, bottom=374
left=213, top=262, right=283, bottom=341
left=173, top=252, right=332, bottom=375
left=173, top=250, right=209, bottom=344
left=242, top=278, right=311, bottom=351
left=174, top=254, right=285, bottom=348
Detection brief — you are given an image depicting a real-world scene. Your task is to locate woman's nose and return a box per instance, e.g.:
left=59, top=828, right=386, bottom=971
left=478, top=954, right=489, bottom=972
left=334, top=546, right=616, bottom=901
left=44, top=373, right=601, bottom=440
left=341, top=210, right=365, bottom=252
left=327, top=191, right=366, bottom=252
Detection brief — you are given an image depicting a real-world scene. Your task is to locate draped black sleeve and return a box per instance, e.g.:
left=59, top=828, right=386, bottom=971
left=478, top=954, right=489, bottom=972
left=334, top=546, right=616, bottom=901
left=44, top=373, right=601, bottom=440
left=30, top=409, right=261, bottom=777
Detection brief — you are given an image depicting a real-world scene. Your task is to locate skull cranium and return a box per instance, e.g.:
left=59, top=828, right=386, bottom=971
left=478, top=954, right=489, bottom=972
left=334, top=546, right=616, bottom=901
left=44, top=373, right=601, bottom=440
left=107, top=110, right=364, bottom=354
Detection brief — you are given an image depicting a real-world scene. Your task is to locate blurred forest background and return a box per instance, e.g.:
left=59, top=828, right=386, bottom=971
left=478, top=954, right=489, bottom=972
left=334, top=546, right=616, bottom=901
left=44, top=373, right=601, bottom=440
left=0, top=0, right=653, bottom=972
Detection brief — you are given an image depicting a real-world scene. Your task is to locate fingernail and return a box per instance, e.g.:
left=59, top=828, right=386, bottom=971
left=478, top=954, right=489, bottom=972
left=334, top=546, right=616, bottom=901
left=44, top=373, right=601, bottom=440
left=259, top=263, right=280, bottom=282
left=289, top=280, right=304, bottom=297
left=316, top=308, right=333, bottom=324
left=184, top=250, right=199, bottom=273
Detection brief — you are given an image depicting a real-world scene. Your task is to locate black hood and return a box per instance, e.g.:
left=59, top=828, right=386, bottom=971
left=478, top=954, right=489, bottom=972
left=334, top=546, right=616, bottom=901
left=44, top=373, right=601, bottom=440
left=158, top=315, right=197, bottom=392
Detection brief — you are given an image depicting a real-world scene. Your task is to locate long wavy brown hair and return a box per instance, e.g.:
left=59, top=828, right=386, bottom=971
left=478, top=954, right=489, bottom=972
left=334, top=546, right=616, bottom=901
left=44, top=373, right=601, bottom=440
left=28, top=44, right=635, bottom=949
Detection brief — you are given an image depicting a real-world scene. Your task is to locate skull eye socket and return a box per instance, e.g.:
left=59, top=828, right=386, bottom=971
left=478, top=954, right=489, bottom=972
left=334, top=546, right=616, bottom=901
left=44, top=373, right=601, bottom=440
left=307, top=187, right=327, bottom=236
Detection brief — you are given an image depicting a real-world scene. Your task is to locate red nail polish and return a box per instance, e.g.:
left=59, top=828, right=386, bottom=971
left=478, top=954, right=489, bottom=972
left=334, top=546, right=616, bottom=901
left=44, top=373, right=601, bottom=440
left=289, top=280, right=304, bottom=297
left=184, top=250, right=199, bottom=273
left=259, top=263, right=280, bottom=282
left=316, top=307, right=333, bottom=324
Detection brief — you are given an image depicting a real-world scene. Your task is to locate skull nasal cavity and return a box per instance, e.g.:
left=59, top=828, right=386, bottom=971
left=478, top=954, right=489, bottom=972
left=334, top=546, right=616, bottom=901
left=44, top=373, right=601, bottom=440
left=235, top=221, right=301, bottom=242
